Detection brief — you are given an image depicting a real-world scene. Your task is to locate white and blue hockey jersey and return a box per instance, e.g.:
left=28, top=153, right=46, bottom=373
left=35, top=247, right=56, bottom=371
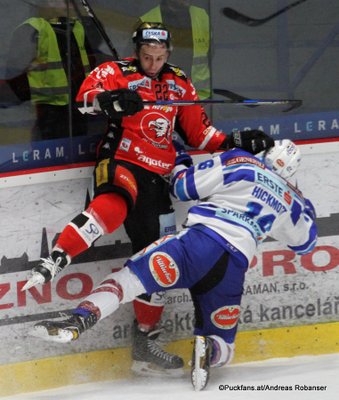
left=170, top=149, right=317, bottom=263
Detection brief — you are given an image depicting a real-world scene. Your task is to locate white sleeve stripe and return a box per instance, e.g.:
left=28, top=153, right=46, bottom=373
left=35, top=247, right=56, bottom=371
left=198, top=127, right=217, bottom=150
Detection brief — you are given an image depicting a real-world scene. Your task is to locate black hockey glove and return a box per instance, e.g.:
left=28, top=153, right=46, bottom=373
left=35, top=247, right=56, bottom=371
left=222, top=130, right=274, bottom=155
left=96, top=89, right=144, bottom=119
left=173, top=140, right=193, bottom=168
left=175, top=150, right=193, bottom=168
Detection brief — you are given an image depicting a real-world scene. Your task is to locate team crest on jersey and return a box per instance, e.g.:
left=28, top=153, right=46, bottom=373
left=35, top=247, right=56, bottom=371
left=149, top=252, right=179, bottom=287
left=211, top=305, right=240, bottom=329
left=141, top=112, right=172, bottom=147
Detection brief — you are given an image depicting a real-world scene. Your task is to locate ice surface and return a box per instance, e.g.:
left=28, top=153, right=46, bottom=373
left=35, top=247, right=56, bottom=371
left=3, top=353, right=339, bottom=400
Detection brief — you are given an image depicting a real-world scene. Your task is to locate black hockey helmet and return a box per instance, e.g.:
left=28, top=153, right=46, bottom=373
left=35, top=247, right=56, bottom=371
left=132, top=22, right=172, bottom=52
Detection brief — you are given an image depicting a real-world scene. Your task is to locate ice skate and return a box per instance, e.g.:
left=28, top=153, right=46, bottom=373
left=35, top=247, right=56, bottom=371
left=131, top=321, right=184, bottom=378
left=191, top=335, right=213, bottom=391
left=29, top=312, right=98, bottom=343
left=23, top=250, right=70, bottom=290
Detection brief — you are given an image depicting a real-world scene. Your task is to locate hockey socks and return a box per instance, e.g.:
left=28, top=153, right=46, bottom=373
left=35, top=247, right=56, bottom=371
left=56, top=192, right=128, bottom=258
left=133, top=295, right=165, bottom=332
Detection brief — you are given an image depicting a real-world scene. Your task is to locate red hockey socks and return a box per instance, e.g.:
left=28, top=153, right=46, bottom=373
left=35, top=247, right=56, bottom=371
left=55, top=192, right=128, bottom=258
left=133, top=297, right=165, bottom=332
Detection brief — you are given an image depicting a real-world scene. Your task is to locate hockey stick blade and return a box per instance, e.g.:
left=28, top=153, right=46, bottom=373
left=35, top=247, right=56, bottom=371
left=222, top=0, right=308, bottom=27
left=213, top=88, right=258, bottom=107
left=213, top=89, right=302, bottom=112
left=222, top=7, right=264, bottom=27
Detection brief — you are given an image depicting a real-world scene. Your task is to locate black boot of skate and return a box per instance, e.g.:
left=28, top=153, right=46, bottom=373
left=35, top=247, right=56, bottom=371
left=34, top=249, right=70, bottom=281
left=191, top=335, right=213, bottom=391
left=30, top=310, right=98, bottom=343
left=131, top=320, right=184, bottom=377
left=23, top=249, right=71, bottom=290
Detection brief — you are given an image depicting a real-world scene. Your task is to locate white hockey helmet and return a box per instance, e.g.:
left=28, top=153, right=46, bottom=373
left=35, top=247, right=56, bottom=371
left=264, top=139, right=301, bottom=179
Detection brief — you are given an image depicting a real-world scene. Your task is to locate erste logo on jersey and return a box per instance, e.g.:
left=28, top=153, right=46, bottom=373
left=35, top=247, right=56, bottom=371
left=211, top=305, right=240, bottom=329
left=149, top=252, right=179, bottom=287
left=284, top=190, right=292, bottom=205
left=141, top=112, right=172, bottom=147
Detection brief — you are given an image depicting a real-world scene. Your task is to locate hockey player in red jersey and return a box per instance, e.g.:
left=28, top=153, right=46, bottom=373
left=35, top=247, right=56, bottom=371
left=24, top=22, right=274, bottom=377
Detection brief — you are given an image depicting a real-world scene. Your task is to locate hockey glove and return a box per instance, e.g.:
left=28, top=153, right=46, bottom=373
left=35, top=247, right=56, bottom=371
left=304, top=198, right=316, bottom=220
left=173, top=140, right=193, bottom=168
left=223, top=130, right=274, bottom=154
left=95, top=89, right=144, bottom=119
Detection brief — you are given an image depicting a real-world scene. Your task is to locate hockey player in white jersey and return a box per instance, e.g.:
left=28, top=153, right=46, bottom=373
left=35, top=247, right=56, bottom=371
left=24, top=139, right=317, bottom=391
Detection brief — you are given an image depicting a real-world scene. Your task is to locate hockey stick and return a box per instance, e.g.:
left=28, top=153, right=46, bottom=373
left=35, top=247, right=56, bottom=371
left=76, top=0, right=120, bottom=59
left=222, top=0, right=308, bottom=27
left=144, top=98, right=302, bottom=108
left=213, top=88, right=301, bottom=112
left=213, top=88, right=258, bottom=108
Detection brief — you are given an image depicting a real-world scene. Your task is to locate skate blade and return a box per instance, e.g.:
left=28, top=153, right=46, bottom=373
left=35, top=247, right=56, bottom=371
left=191, top=336, right=209, bottom=391
left=29, top=324, right=75, bottom=343
left=131, top=361, right=184, bottom=378
left=22, top=273, right=45, bottom=291
left=191, top=367, right=209, bottom=391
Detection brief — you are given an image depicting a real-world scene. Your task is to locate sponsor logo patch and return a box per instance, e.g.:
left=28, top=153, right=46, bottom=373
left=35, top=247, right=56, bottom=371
left=276, top=158, right=285, bottom=167
left=95, top=65, right=115, bottom=80
left=169, top=66, right=186, bottom=78
left=114, top=165, right=138, bottom=202
left=119, top=138, right=131, bottom=152
left=284, top=190, right=292, bottom=205
left=226, top=156, right=265, bottom=169
left=127, top=77, right=151, bottom=91
left=149, top=252, right=179, bottom=287
left=142, top=29, right=168, bottom=41
left=95, top=158, right=109, bottom=186
left=137, top=154, right=172, bottom=170
left=211, top=305, right=240, bottom=329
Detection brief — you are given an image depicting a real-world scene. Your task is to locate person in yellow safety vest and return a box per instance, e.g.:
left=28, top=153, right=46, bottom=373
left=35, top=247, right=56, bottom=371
left=5, top=11, right=103, bottom=141
left=138, top=0, right=211, bottom=99
left=22, top=17, right=91, bottom=106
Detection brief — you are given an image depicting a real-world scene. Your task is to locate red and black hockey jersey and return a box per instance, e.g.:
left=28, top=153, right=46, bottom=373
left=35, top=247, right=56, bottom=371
left=76, top=58, right=226, bottom=175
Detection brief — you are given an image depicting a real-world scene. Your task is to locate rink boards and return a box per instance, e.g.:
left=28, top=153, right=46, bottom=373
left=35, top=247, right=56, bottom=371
left=0, top=142, right=339, bottom=396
